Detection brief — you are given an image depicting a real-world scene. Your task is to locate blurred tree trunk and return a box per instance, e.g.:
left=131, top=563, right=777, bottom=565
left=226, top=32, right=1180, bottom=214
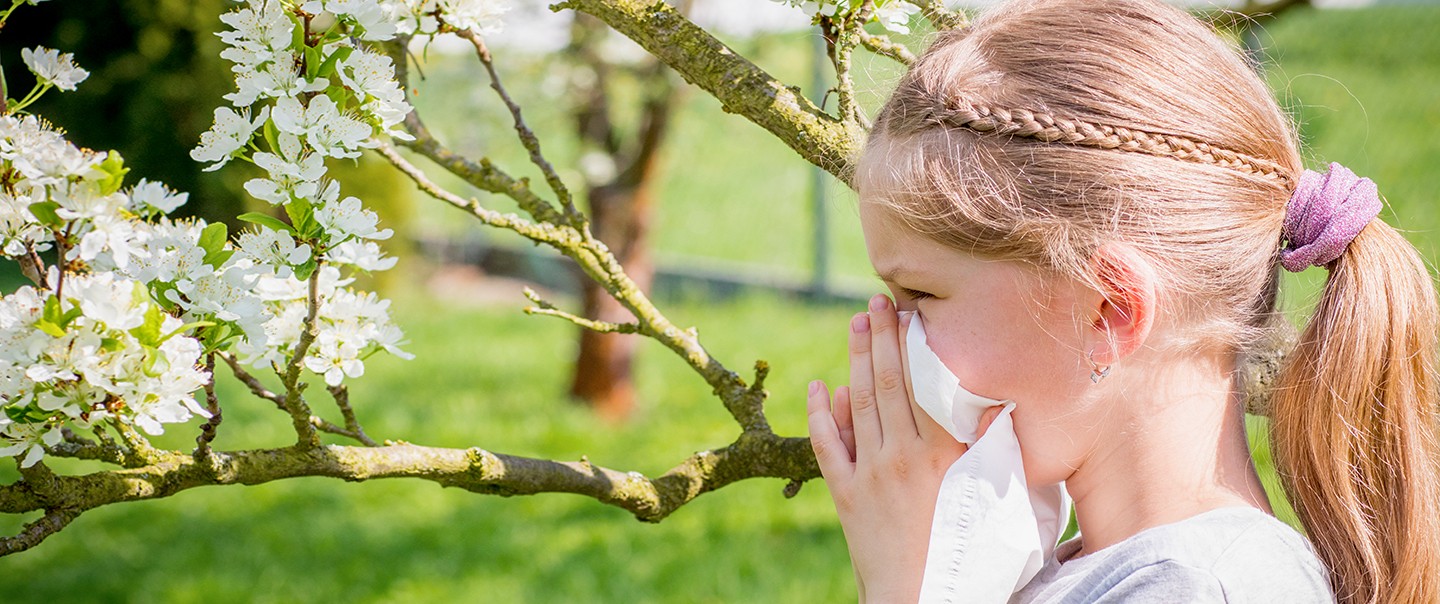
left=566, top=13, right=682, bottom=420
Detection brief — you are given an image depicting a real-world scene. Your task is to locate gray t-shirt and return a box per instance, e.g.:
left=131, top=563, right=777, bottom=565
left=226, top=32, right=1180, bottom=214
left=1011, top=507, right=1332, bottom=603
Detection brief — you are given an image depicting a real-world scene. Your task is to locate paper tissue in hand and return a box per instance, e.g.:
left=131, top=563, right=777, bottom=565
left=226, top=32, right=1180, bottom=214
left=902, top=311, right=1071, bottom=603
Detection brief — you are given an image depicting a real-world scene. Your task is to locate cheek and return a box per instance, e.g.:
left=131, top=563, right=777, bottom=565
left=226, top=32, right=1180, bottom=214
left=920, top=297, right=1095, bottom=485
left=922, top=296, right=1073, bottom=403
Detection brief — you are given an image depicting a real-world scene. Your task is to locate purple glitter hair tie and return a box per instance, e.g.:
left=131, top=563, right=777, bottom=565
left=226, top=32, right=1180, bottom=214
left=1279, top=162, right=1382, bottom=272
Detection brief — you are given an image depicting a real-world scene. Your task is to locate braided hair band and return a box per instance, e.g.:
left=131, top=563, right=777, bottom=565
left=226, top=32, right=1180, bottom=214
left=936, top=103, right=1381, bottom=271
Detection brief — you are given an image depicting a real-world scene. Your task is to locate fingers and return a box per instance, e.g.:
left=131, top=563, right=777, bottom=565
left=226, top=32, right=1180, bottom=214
left=807, top=380, right=854, bottom=478
left=868, top=295, right=918, bottom=439
left=835, top=386, right=856, bottom=460
left=975, top=404, right=1006, bottom=442
left=848, top=311, right=883, bottom=453
left=899, top=312, right=951, bottom=443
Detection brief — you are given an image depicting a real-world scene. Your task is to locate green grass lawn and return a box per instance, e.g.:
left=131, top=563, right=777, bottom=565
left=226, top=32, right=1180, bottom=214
left=2, top=4, right=1439, bottom=602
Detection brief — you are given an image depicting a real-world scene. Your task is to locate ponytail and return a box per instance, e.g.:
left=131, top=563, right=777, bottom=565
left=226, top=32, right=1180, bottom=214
left=1271, top=221, right=1440, bottom=604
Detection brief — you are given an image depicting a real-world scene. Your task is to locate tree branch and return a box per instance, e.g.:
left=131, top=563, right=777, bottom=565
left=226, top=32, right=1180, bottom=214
left=915, top=0, right=968, bottom=30
left=280, top=269, right=323, bottom=448
left=326, top=385, right=378, bottom=447
left=523, top=287, right=641, bottom=334
left=194, top=353, right=223, bottom=460
left=553, top=0, right=862, bottom=182
left=858, top=29, right=915, bottom=66
left=378, top=40, right=571, bottom=228
left=0, top=434, right=820, bottom=535
left=376, top=142, right=771, bottom=433
left=0, top=508, right=81, bottom=556
left=456, top=30, right=584, bottom=225
left=220, top=352, right=286, bottom=406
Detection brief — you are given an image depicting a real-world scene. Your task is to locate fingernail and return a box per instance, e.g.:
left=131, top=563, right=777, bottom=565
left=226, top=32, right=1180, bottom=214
left=851, top=313, right=870, bottom=333
left=809, top=380, right=823, bottom=396
left=869, top=294, right=890, bottom=312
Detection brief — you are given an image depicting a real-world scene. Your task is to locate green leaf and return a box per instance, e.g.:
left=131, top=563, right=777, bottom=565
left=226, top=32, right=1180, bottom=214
left=304, top=45, right=323, bottom=80
left=293, top=258, right=318, bottom=281
left=204, top=248, right=235, bottom=269
left=285, top=198, right=318, bottom=239
left=201, top=323, right=234, bottom=352
left=42, top=295, right=62, bottom=325
left=262, top=116, right=280, bottom=155
left=160, top=320, right=214, bottom=344
left=198, top=222, right=232, bottom=268
left=27, top=200, right=61, bottom=227
left=141, top=346, right=165, bottom=378
left=58, top=306, right=82, bottom=330
left=316, top=46, right=353, bottom=80
left=130, top=304, right=164, bottom=347
left=291, top=14, right=307, bottom=52
left=34, top=319, right=64, bottom=338
left=3, top=405, right=46, bottom=424
left=198, top=222, right=228, bottom=255
left=149, top=281, right=178, bottom=312
left=238, top=212, right=294, bottom=233
left=96, top=150, right=129, bottom=195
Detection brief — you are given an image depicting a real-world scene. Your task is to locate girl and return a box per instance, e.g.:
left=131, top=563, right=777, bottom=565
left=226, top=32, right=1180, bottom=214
left=805, top=0, right=1440, bottom=602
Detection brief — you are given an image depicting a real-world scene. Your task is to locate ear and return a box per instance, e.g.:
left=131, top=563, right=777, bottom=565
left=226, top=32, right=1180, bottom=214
left=1086, top=243, right=1158, bottom=365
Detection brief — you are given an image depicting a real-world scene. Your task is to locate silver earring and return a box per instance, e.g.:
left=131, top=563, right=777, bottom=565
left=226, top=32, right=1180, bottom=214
left=1088, top=350, right=1111, bottom=384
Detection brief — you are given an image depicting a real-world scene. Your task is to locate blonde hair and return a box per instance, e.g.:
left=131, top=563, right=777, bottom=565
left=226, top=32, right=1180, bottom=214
left=858, top=1, right=1440, bottom=602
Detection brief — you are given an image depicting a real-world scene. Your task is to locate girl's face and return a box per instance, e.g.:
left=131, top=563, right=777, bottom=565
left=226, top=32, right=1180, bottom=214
left=857, top=200, right=1104, bottom=486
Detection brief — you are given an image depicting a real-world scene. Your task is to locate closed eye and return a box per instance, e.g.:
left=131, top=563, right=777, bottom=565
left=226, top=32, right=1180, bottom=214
left=898, top=286, right=934, bottom=301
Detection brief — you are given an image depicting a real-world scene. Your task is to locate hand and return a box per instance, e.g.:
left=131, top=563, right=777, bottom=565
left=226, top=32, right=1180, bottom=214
left=808, top=295, right=1001, bottom=603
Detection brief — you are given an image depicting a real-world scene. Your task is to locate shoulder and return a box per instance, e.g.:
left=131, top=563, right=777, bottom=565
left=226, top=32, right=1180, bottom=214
left=1013, top=507, right=1332, bottom=604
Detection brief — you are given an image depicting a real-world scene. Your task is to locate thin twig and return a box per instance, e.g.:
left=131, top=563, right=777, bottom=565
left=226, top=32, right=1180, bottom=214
left=326, top=385, right=378, bottom=447
left=824, top=13, right=865, bottom=129
left=0, top=508, right=80, bottom=556
left=47, top=429, right=130, bottom=467
left=522, top=287, right=641, bottom=334
left=858, top=29, right=915, bottom=65
left=915, top=0, right=968, bottom=30
left=383, top=138, right=769, bottom=432
left=220, top=352, right=375, bottom=446
left=109, top=420, right=165, bottom=466
left=194, top=353, right=224, bottom=460
left=219, top=352, right=286, bottom=406
left=280, top=270, right=323, bottom=448
left=374, top=144, right=567, bottom=245
left=457, top=30, right=583, bottom=225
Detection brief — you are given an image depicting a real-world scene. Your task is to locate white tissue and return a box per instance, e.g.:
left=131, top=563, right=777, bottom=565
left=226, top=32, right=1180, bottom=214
left=903, top=312, right=1071, bottom=603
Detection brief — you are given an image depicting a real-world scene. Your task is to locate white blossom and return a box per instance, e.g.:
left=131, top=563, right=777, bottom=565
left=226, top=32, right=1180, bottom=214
left=302, top=0, right=399, bottom=41
left=435, top=0, right=510, bottom=35
left=315, top=195, right=392, bottom=241
left=128, top=179, right=189, bottom=215
left=217, top=0, right=294, bottom=72
left=244, top=133, right=326, bottom=204
left=235, top=228, right=312, bottom=276
left=337, top=47, right=413, bottom=140
left=327, top=239, right=397, bottom=271
left=0, top=116, right=104, bottom=186
left=770, top=0, right=842, bottom=18
left=191, top=106, right=269, bottom=171
left=875, top=1, right=921, bottom=35
left=272, top=95, right=372, bottom=159
left=0, top=190, right=50, bottom=257
left=20, top=46, right=89, bottom=91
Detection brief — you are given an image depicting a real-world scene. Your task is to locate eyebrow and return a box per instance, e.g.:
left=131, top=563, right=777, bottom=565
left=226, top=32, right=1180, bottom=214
left=874, top=267, right=917, bottom=283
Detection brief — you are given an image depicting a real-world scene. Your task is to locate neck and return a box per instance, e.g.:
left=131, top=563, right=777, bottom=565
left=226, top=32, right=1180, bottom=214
left=1063, top=352, right=1272, bottom=556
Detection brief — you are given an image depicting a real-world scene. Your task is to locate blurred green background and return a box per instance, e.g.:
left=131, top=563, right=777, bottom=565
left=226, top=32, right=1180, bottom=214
left=1, top=3, right=1439, bottom=602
